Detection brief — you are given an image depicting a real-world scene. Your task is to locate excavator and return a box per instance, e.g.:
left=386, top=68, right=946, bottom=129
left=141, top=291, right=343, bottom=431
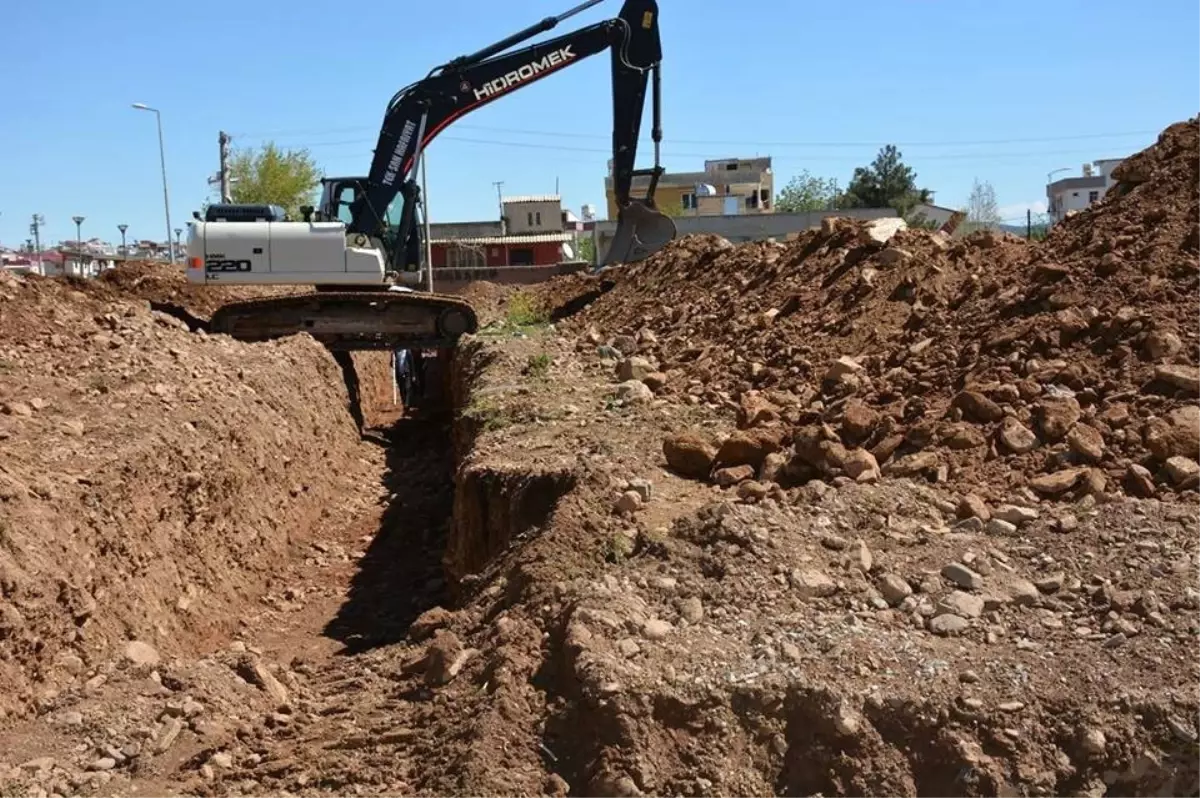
left=184, top=0, right=675, bottom=407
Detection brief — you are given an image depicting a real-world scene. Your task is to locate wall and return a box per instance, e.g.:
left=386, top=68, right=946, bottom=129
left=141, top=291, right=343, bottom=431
left=432, top=241, right=564, bottom=269
left=591, top=207, right=896, bottom=262
left=504, top=201, right=563, bottom=234
left=431, top=220, right=503, bottom=239
left=432, top=262, right=588, bottom=293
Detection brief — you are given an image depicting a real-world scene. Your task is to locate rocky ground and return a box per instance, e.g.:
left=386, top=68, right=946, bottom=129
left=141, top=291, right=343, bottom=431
left=0, top=117, right=1196, bottom=798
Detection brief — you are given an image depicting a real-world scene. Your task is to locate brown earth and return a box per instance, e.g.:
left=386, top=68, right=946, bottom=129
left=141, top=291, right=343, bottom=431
left=0, top=118, right=1197, bottom=798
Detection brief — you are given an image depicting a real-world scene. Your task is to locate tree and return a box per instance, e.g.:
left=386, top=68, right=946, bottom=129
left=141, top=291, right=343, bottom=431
left=576, top=234, right=596, bottom=264
left=775, top=170, right=839, bottom=212
left=228, top=142, right=323, bottom=219
left=840, top=145, right=931, bottom=216
left=965, top=178, right=1001, bottom=228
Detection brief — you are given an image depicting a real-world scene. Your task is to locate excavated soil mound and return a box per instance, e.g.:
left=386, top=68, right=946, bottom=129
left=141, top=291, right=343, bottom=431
left=93, top=261, right=300, bottom=319
left=0, top=269, right=372, bottom=717
left=550, top=118, right=1200, bottom=502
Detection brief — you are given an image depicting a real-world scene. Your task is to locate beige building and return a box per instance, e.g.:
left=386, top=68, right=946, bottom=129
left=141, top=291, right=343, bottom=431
left=604, top=156, right=774, bottom=219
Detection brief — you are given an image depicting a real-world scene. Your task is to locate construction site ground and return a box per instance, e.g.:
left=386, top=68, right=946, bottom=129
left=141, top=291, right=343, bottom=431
left=0, top=118, right=1197, bottom=798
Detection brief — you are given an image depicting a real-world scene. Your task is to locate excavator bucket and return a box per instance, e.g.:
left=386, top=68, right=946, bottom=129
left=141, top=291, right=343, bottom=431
left=600, top=199, right=677, bottom=267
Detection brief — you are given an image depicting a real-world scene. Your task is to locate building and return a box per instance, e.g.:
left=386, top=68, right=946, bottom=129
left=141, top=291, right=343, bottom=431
left=429, top=194, right=578, bottom=268
left=603, top=156, right=774, bottom=219
left=1047, top=158, right=1125, bottom=223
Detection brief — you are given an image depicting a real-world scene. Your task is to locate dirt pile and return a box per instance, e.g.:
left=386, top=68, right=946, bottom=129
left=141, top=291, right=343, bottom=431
left=552, top=118, right=1200, bottom=501
left=0, top=268, right=373, bottom=717
left=93, top=260, right=300, bottom=319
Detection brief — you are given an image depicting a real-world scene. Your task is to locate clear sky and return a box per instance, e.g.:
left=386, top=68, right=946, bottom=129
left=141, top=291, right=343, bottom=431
left=2, top=0, right=1197, bottom=247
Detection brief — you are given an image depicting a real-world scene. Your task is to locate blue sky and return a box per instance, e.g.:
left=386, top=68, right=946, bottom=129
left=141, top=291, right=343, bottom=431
left=2, top=0, right=1197, bottom=247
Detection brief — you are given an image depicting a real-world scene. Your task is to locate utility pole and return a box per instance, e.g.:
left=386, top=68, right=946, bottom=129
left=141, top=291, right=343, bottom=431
left=30, top=214, right=44, bottom=275
left=72, top=216, right=85, bottom=277
left=492, top=181, right=508, bottom=266
left=174, top=228, right=182, bottom=260
left=219, top=131, right=232, bottom=202
left=117, top=224, right=128, bottom=258
left=1026, top=208, right=1032, bottom=240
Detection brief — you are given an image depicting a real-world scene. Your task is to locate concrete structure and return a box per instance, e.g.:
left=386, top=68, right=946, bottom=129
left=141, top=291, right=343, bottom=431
left=909, top=202, right=960, bottom=228
left=429, top=193, right=584, bottom=268
left=604, top=156, right=774, bottom=219
left=1047, top=158, right=1126, bottom=223
left=588, top=207, right=897, bottom=264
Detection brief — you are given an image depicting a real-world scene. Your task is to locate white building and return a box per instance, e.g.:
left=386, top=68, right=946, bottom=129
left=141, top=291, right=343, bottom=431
left=502, top=194, right=563, bottom=235
left=1047, top=158, right=1126, bottom=224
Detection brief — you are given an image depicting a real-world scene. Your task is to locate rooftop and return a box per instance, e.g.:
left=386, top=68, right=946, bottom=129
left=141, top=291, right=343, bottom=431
left=430, top=232, right=574, bottom=246
left=502, top=194, right=561, bottom=204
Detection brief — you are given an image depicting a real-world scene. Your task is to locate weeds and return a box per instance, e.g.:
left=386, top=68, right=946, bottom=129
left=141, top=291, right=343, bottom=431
left=523, top=352, right=552, bottom=380
left=505, top=291, right=550, bottom=329
left=463, top=394, right=511, bottom=432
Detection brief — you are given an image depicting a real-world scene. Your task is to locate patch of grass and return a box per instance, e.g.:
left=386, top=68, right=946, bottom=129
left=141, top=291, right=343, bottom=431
left=603, top=532, right=636, bottom=564
left=505, top=291, right=550, bottom=328
left=523, top=352, right=552, bottom=380
left=463, top=394, right=511, bottom=432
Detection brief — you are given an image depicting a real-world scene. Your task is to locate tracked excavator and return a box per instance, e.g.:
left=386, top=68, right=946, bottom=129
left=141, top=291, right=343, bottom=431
left=184, top=0, right=674, bottom=407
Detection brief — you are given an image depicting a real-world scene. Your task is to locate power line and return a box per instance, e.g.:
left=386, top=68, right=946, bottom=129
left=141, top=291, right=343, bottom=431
left=232, top=123, right=1158, bottom=150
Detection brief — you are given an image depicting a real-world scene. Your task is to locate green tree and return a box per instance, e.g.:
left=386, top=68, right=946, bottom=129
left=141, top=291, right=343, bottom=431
left=228, top=142, right=323, bottom=219
left=840, top=145, right=931, bottom=216
left=576, top=235, right=596, bottom=263
left=775, top=170, right=839, bottom=212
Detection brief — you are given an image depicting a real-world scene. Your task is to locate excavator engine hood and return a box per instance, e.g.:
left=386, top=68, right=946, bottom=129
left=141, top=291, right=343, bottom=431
left=600, top=199, right=676, bottom=267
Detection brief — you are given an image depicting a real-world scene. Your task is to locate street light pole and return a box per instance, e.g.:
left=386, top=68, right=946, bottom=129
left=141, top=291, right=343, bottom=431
left=72, top=215, right=85, bottom=276
left=117, top=224, right=128, bottom=258
left=174, top=228, right=182, bottom=261
left=132, top=103, right=174, bottom=263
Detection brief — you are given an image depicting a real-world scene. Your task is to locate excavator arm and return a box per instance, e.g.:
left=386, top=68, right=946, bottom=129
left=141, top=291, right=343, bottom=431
left=345, top=0, right=674, bottom=269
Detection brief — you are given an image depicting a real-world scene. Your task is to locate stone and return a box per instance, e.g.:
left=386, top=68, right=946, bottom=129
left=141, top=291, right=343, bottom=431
left=942, top=562, right=984, bottom=591
left=628, top=478, right=653, bottom=502
left=1080, top=727, right=1107, bottom=755
left=677, top=597, right=703, bottom=624
left=998, top=418, right=1039, bottom=454
left=1035, top=573, right=1064, bottom=593
left=1145, top=330, right=1183, bottom=359
left=1036, top=396, right=1081, bottom=442
left=993, top=504, right=1039, bottom=526
left=824, top=356, right=863, bottom=383
left=842, top=449, right=880, bottom=482
left=714, top=427, right=786, bottom=469
left=616, top=380, right=653, bottom=405
left=238, top=658, right=290, bottom=705
left=713, top=465, right=755, bottom=487
left=642, top=372, right=667, bottom=392
left=737, top=480, right=769, bottom=502
left=210, top=752, right=233, bottom=769
left=876, top=246, right=913, bottom=267
left=2, top=401, right=33, bottom=417
left=929, top=614, right=970, bottom=636
left=937, top=590, right=985, bottom=619
left=88, top=758, right=117, bottom=772
left=617, top=638, right=640, bottom=658
left=877, top=573, right=912, bottom=606
left=1124, top=464, right=1157, bottom=497
left=409, top=606, right=454, bottom=642
left=953, top=390, right=1004, bottom=423
left=1164, top=456, right=1200, bottom=489
left=759, top=451, right=787, bottom=483
left=840, top=400, right=880, bottom=445
left=1006, top=579, right=1041, bottom=606
left=957, top=494, right=991, bottom=522
left=1068, top=424, right=1106, bottom=463
left=123, top=640, right=160, bottom=668
left=737, top=393, right=781, bottom=429
left=865, top=217, right=907, bottom=244
left=942, top=423, right=987, bottom=450
left=614, top=491, right=643, bottom=514
left=790, top=569, right=837, bottom=599
left=424, top=631, right=473, bottom=686
left=611, top=334, right=638, bottom=355
left=1154, top=364, right=1200, bottom=395
left=662, top=432, right=717, bottom=479
left=617, top=356, right=654, bottom=382
left=854, top=541, right=874, bottom=573
left=985, top=518, right=1017, bottom=535
left=780, top=641, right=802, bottom=662
left=157, top=717, right=183, bottom=753
left=1029, top=468, right=1086, bottom=495
left=642, top=618, right=673, bottom=641
left=883, top=451, right=940, bottom=478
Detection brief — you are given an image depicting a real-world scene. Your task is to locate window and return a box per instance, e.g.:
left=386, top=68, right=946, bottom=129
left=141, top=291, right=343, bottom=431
left=681, top=192, right=696, bottom=210
left=725, top=163, right=737, bottom=171
left=527, top=212, right=533, bottom=226
left=535, top=211, right=542, bottom=225
left=1088, top=190, right=1099, bottom=204
left=510, top=247, right=534, bottom=266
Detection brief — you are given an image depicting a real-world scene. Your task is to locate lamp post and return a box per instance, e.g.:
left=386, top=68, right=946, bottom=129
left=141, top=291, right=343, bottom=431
left=72, top=215, right=85, bottom=276
left=174, top=227, right=182, bottom=261
left=131, top=103, right=174, bottom=262
left=117, top=224, right=128, bottom=258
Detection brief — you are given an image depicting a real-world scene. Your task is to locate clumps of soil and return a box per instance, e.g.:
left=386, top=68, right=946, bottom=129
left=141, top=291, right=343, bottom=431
left=0, top=269, right=371, bottom=716
left=549, top=117, right=1200, bottom=502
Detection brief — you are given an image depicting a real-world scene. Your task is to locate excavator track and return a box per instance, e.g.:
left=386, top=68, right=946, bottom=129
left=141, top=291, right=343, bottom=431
left=208, top=290, right=478, bottom=351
